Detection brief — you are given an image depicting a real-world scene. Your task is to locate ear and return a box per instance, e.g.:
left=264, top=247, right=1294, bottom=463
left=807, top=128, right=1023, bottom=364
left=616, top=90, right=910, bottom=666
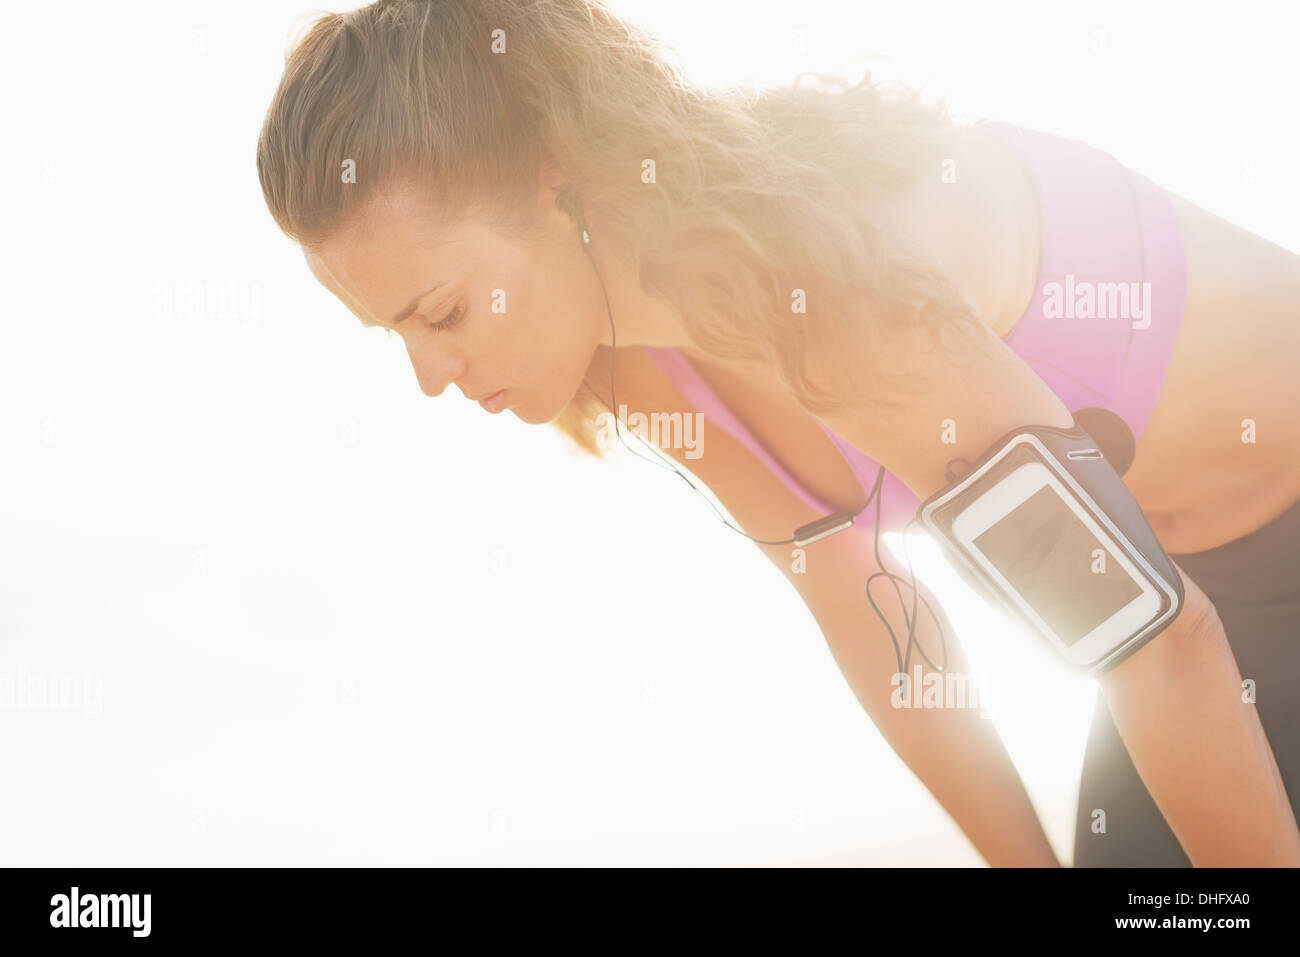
left=537, top=151, right=569, bottom=195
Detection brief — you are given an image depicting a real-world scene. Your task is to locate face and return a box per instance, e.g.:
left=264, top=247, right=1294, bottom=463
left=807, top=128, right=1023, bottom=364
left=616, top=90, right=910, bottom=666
left=303, top=174, right=607, bottom=424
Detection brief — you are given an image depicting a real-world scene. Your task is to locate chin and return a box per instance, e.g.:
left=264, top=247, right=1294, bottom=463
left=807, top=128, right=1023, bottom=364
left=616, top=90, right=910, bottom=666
left=507, top=392, right=550, bottom=425
left=510, top=360, right=595, bottom=425
left=511, top=405, right=545, bottom=425
left=513, top=381, right=582, bottom=426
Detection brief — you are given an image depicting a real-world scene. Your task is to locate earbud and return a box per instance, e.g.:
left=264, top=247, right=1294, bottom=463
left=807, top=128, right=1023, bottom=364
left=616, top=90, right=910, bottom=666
left=555, top=190, right=590, bottom=245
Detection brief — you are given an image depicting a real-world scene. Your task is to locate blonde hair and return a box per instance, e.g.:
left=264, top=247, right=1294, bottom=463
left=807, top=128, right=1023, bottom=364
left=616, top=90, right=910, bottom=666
left=257, top=0, right=983, bottom=455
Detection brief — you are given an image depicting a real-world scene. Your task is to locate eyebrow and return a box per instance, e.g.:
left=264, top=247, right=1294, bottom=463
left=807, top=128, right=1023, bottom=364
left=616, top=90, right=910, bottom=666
left=367, top=280, right=447, bottom=328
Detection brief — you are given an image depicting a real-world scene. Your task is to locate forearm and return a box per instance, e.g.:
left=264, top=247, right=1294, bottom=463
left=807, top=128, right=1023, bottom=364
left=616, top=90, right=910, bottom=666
left=1099, top=567, right=1300, bottom=866
left=818, top=602, right=1059, bottom=867
left=871, top=686, right=1061, bottom=867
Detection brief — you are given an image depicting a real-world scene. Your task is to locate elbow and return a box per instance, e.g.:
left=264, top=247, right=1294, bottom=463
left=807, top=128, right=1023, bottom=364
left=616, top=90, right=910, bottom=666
left=1102, top=562, right=1230, bottom=689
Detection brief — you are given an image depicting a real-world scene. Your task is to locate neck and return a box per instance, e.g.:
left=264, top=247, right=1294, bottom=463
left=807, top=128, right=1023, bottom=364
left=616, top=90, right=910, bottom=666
left=582, top=214, right=702, bottom=352
left=579, top=215, right=784, bottom=388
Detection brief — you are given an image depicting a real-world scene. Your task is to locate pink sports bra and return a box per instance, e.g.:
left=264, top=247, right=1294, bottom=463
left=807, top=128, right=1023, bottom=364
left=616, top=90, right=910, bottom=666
left=640, top=118, right=1188, bottom=542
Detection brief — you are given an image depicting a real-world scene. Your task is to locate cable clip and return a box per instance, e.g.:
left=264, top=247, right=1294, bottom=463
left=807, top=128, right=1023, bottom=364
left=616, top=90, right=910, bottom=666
left=792, top=511, right=856, bottom=547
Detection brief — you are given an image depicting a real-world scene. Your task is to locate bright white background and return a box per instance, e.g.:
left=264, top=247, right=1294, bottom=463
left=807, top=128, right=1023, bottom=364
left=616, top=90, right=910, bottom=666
left=1, top=0, right=1296, bottom=866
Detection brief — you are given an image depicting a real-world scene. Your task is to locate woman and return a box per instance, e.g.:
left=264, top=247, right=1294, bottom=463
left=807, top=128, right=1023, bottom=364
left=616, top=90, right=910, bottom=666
left=256, top=0, right=1300, bottom=866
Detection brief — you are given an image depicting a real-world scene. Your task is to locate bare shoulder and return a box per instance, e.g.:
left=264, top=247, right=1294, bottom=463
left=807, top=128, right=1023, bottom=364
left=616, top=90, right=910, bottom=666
left=867, top=123, right=1040, bottom=338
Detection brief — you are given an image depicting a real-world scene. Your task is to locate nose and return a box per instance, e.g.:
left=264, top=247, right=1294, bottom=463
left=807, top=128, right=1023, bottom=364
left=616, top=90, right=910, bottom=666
left=405, top=339, right=467, bottom=398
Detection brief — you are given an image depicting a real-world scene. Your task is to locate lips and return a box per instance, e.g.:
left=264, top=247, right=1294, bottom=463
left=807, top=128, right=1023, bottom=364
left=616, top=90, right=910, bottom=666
left=477, top=389, right=508, bottom=414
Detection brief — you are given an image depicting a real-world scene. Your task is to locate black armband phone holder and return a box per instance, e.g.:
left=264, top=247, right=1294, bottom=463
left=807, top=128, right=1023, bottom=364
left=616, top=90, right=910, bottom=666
left=915, top=409, right=1184, bottom=677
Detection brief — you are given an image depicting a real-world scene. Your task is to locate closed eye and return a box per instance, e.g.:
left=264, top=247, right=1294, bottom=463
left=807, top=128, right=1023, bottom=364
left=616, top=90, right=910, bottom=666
left=427, top=301, right=466, bottom=333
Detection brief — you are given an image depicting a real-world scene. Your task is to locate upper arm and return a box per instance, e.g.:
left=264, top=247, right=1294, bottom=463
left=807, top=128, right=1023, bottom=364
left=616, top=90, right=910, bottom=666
left=812, top=163, right=1076, bottom=505
left=597, top=348, right=968, bottom=682
left=592, top=347, right=890, bottom=615
left=807, top=175, right=1207, bottom=677
left=815, top=308, right=1076, bottom=507
left=639, top=392, right=965, bottom=698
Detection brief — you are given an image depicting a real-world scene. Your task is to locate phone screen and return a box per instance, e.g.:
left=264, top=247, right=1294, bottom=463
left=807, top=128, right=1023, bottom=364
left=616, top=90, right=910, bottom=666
left=972, top=485, right=1142, bottom=645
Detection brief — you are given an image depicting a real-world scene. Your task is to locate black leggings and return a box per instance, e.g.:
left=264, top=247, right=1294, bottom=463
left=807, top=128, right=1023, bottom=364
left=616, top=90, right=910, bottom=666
left=1073, top=494, right=1300, bottom=866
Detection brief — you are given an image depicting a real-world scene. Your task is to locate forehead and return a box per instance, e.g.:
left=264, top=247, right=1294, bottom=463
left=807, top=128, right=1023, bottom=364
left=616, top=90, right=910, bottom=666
left=316, top=186, right=451, bottom=274
left=305, top=187, right=478, bottom=318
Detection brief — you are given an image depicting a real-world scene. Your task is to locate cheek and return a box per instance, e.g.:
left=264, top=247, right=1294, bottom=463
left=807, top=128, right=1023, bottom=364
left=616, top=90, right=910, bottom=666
left=483, top=262, right=595, bottom=386
left=511, top=292, right=589, bottom=365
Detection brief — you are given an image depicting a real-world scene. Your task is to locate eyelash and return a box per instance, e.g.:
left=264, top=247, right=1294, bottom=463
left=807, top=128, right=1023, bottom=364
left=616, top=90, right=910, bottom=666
left=427, top=301, right=465, bottom=332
